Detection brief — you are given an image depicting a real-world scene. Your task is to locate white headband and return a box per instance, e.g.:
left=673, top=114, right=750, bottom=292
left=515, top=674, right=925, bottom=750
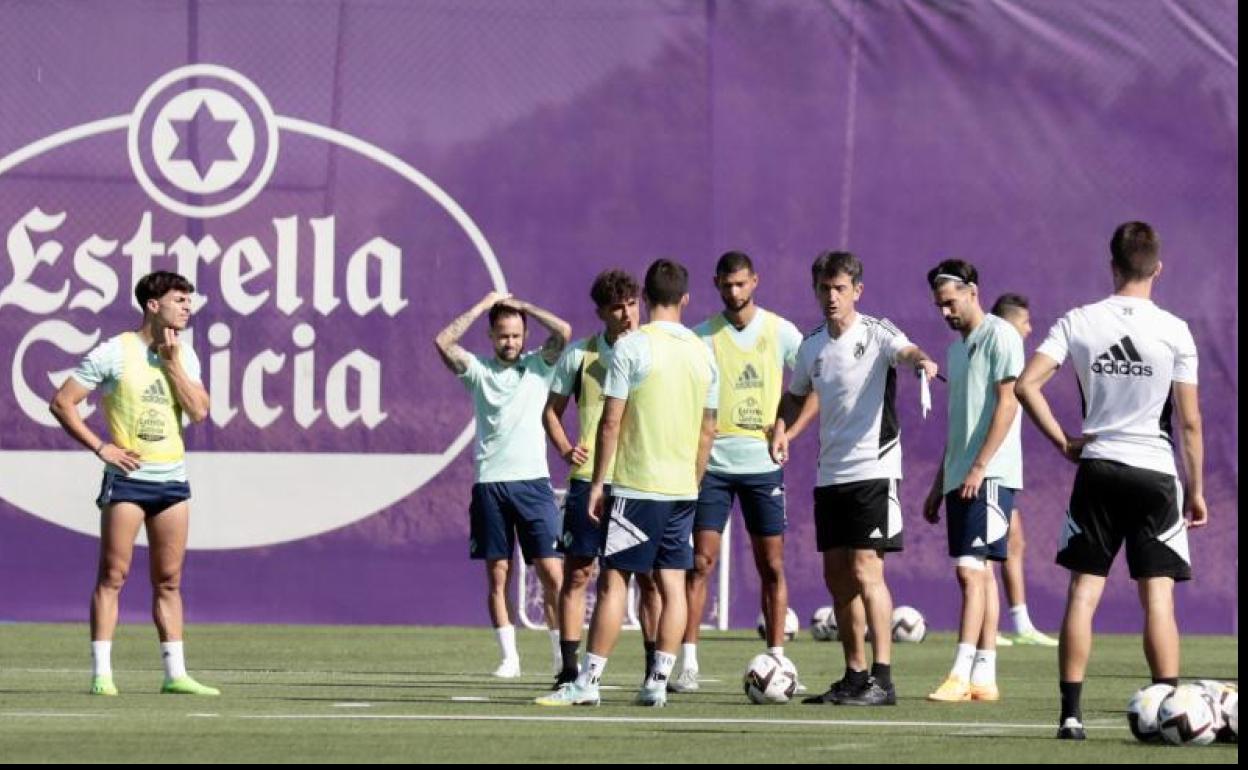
left=934, top=273, right=976, bottom=289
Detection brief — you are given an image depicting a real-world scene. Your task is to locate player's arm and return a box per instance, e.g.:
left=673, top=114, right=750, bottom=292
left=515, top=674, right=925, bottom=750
left=158, top=328, right=209, bottom=423
left=49, top=378, right=141, bottom=473
left=772, top=337, right=813, bottom=464
left=1172, top=382, right=1207, bottom=528
left=957, top=377, right=1019, bottom=500
left=896, top=344, right=939, bottom=380
left=923, top=448, right=947, bottom=523
left=770, top=390, right=806, bottom=464
left=775, top=321, right=819, bottom=440
left=543, top=391, right=588, bottom=467
left=1014, top=352, right=1092, bottom=464
left=696, top=408, right=717, bottom=486
left=434, top=291, right=509, bottom=375
left=587, top=396, right=626, bottom=522
left=508, top=299, right=572, bottom=366
left=784, top=391, right=819, bottom=440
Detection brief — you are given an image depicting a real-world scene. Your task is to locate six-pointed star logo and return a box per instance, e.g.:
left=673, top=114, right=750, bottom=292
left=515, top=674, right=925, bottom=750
left=151, top=88, right=255, bottom=195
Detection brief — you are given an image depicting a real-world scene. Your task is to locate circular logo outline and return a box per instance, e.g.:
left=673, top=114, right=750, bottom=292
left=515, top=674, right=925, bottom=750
left=127, top=64, right=279, bottom=219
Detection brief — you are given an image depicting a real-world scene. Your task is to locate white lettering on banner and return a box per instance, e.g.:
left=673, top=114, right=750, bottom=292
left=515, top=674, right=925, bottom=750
left=1, top=210, right=407, bottom=320
left=69, top=236, right=120, bottom=312
left=167, top=231, right=221, bottom=313
left=292, top=322, right=321, bottom=428
left=241, top=349, right=286, bottom=428
left=12, top=320, right=100, bottom=426
left=207, top=322, right=239, bottom=426
left=8, top=316, right=390, bottom=432
left=275, top=215, right=301, bottom=315
left=346, top=237, right=408, bottom=317
left=326, top=351, right=388, bottom=429
left=0, top=208, right=69, bottom=313
left=1, top=210, right=402, bottom=431
left=220, top=236, right=273, bottom=315
left=120, top=212, right=164, bottom=308
left=311, top=216, right=341, bottom=315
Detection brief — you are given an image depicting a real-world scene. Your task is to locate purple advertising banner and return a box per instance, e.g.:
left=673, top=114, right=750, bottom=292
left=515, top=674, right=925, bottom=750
left=0, top=0, right=1237, bottom=632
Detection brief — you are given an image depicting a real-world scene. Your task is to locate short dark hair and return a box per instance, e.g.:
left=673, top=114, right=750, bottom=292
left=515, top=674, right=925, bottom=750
left=643, top=258, right=689, bottom=306
left=1110, top=221, right=1160, bottom=281
left=991, top=293, right=1029, bottom=318
left=135, top=271, right=194, bottom=309
left=589, top=269, right=640, bottom=308
left=927, top=259, right=979, bottom=290
left=488, top=302, right=527, bottom=330
left=715, top=251, right=754, bottom=277
left=811, top=251, right=863, bottom=286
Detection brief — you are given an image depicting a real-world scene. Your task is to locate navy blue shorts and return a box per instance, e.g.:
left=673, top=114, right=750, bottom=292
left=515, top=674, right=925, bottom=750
left=559, top=479, right=609, bottom=559
left=470, top=480, right=562, bottom=562
left=96, top=474, right=191, bottom=517
left=695, top=469, right=787, bottom=537
left=601, top=496, right=695, bottom=573
left=945, top=480, right=1015, bottom=561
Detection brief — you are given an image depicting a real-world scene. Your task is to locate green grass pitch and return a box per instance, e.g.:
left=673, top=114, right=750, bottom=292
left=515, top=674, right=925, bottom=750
left=0, top=624, right=1237, bottom=763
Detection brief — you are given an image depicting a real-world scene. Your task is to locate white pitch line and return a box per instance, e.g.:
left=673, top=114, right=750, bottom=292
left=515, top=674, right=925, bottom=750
left=0, top=712, right=111, bottom=719
left=236, top=713, right=1128, bottom=731
left=808, top=743, right=876, bottom=752
left=0, top=710, right=1130, bottom=732
left=1, top=667, right=574, bottom=679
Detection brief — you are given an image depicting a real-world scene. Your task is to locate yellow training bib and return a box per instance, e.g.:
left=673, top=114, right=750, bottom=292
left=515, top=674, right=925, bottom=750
left=613, top=325, right=713, bottom=497
left=572, top=335, right=612, bottom=483
left=103, top=333, right=185, bottom=464
left=708, top=312, right=781, bottom=442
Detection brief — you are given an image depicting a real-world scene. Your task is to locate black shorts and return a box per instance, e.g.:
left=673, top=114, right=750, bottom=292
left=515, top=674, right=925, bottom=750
left=813, top=479, right=903, bottom=553
left=1056, top=459, right=1191, bottom=582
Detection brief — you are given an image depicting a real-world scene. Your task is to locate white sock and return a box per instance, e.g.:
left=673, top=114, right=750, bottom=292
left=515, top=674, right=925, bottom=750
left=548, top=629, right=561, bottom=665
left=646, top=651, right=677, bottom=688
left=970, top=649, right=997, bottom=686
left=951, top=643, right=976, bottom=680
left=767, top=646, right=785, bottom=658
left=681, top=642, right=699, bottom=672
left=495, top=625, right=519, bottom=662
left=91, top=641, right=112, bottom=677
left=160, top=641, right=187, bottom=680
left=1010, top=604, right=1036, bottom=635
left=577, top=653, right=608, bottom=687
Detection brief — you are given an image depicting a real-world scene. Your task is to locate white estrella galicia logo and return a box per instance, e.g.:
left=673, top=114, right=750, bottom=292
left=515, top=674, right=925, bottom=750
left=0, top=64, right=503, bottom=550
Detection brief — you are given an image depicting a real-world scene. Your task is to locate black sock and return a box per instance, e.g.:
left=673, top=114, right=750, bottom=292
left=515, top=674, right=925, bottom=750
left=560, top=640, right=581, bottom=676
left=643, top=641, right=657, bottom=679
left=1152, top=676, right=1179, bottom=688
left=1060, top=681, right=1083, bottom=722
left=871, top=663, right=892, bottom=688
left=845, top=667, right=870, bottom=687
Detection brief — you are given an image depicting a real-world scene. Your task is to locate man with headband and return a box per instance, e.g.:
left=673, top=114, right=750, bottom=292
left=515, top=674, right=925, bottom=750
left=923, top=260, right=1023, bottom=704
